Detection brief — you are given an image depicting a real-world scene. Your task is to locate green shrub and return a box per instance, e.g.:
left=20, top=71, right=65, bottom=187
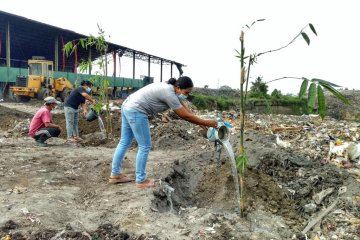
left=191, top=92, right=307, bottom=114
left=191, top=94, right=208, bottom=109
left=271, top=89, right=282, bottom=99
left=191, top=93, right=238, bottom=111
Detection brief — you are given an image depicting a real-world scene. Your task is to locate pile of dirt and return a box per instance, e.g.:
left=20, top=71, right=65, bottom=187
left=0, top=102, right=359, bottom=240
left=0, top=105, right=32, bottom=132
left=326, top=90, right=360, bottom=121
left=0, top=221, right=155, bottom=240
left=0, top=104, right=201, bottom=150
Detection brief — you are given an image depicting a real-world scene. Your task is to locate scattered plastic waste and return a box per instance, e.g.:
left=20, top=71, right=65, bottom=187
left=312, top=187, right=334, bottom=204
left=328, top=141, right=360, bottom=162
left=329, top=141, right=350, bottom=158
left=275, top=134, right=291, bottom=148
left=101, top=102, right=120, bottom=111
left=304, top=203, right=317, bottom=213
left=347, top=142, right=360, bottom=161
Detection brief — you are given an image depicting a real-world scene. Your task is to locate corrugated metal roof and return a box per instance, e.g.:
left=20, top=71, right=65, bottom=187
left=0, top=10, right=184, bottom=72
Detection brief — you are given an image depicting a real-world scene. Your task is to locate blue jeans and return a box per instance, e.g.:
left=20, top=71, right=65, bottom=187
left=111, top=106, right=152, bottom=182
left=64, top=106, right=79, bottom=138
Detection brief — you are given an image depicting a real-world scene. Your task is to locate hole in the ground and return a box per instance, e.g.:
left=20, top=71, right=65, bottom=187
left=151, top=147, right=323, bottom=228
left=152, top=157, right=239, bottom=213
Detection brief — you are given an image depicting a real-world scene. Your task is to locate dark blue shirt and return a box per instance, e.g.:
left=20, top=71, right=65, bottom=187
left=64, top=87, right=86, bottom=109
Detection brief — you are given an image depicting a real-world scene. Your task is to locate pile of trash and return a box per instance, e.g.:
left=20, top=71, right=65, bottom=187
left=218, top=111, right=360, bottom=167
left=213, top=111, right=360, bottom=239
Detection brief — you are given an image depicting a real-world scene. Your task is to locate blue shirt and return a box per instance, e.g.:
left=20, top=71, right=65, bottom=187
left=64, top=87, right=86, bottom=109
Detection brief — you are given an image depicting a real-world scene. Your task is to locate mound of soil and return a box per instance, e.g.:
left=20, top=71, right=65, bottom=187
left=0, top=102, right=359, bottom=240
left=0, top=221, right=142, bottom=240
left=0, top=105, right=33, bottom=132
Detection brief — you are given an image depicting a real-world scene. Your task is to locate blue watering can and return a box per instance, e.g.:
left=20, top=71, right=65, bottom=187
left=206, top=117, right=233, bottom=142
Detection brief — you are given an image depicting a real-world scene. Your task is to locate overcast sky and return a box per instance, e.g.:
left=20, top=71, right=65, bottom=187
left=1, top=0, right=359, bottom=94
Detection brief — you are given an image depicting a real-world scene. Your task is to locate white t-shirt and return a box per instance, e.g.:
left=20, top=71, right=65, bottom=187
left=124, top=83, right=182, bottom=115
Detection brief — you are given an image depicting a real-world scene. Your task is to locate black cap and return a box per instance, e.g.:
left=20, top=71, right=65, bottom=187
left=80, top=80, right=93, bottom=87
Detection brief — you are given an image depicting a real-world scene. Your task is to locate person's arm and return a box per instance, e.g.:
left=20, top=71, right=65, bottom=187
left=180, top=100, right=192, bottom=112
left=80, top=92, right=96, bottom=104
left=181, top=100, right=207, bottom=131
left=81, top=103, right=87, bottom=116
left=41, top=111, right=61, bottom=131
left=174, top=107, right=217, bottom=128
left=44, top=122, right=62, bottom=131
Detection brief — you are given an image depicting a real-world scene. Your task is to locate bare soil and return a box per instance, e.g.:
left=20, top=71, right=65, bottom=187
left=0, top=101, right=359, bottom=240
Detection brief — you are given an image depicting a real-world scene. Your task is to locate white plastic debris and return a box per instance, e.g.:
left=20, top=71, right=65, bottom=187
left=101, top=102, right=120, bottom=111
left=328, top=141, right=349, bottom=158
left=328, top=141, right=360, bottom=162
left=275, top=134, right=291, bottom=148
left=312, top=187, right=334, bottom=204
left=347, top=142, right=360, bottom=161
left=304, top=203, right=317, bottom=213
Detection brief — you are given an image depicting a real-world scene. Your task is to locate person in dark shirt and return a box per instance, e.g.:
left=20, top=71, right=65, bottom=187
left=64, top=80, right=96, bottom=142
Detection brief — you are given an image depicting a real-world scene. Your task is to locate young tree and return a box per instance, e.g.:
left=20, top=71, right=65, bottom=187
left=234, top=20, right=350, bottom=216
left=64, top=25, right=113, bottom=137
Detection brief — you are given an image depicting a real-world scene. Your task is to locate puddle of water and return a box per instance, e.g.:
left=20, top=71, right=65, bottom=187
left=221, top=139, right=241, bottom=212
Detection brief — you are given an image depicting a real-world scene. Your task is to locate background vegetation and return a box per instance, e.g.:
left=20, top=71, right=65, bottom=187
left=191, top=80, right=307, bottom=114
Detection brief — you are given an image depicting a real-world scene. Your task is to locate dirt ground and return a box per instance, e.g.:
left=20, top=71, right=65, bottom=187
left=0, top=101, right=359, bottom=240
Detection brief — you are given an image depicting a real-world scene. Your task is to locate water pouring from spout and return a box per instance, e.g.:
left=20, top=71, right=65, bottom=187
left=206, top=121, right=241, bottom=212
left=85, top=106, right=106, bottom=139
left=97, top=116, right=106, bottom=139
left=161, top=183, right=175, bottom=213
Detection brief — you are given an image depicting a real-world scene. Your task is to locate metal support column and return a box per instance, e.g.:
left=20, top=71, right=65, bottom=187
left=171, top=62, right=173, bottom=78
left=54, top=36, right=59, bottom=71
left=132, top=51, right=136, bottom=79
left=6, top=22, right=10, bottom=67
left=160, top=59, right=163, bottom=82
left=148, top=55, right=151, bottom=77
left=113, top=51, right=116, bottom=77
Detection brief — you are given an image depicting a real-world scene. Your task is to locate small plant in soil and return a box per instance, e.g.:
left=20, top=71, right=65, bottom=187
left=235, top=20, right=350, bottom=216
left=64, top=25, right=113, bottom=137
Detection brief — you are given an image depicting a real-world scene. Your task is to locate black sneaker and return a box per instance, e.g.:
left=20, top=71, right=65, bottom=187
left=36, top=140, right=48, bottom=147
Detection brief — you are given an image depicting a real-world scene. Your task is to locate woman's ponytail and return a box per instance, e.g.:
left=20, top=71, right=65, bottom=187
left=167, top=76, right=193, bottom=89
left=167, top=78, right=177, bottom=85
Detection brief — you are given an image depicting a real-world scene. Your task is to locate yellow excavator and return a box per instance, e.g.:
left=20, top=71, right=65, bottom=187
left=10, top=57, right=73, bottom=102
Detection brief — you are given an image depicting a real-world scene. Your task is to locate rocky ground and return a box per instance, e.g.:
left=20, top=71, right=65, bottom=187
left=0, top=101, right=359, bottom=240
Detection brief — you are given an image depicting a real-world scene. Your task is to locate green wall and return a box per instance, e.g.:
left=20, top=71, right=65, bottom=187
left=0, top=66, right=144, bottom=88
